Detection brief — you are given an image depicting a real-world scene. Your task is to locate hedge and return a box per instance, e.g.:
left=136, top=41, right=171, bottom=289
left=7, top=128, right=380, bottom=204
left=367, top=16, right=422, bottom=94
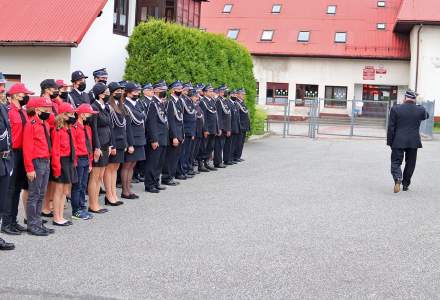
left=124, top=19, right=257, bottom=133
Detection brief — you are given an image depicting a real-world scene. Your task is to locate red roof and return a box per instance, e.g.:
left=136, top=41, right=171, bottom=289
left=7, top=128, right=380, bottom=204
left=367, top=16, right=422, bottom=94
left=0, top=0, right=108, bottom=46
left=395, top=0, right=440, bottom=32
left=201, top=0, right=411, bottom=60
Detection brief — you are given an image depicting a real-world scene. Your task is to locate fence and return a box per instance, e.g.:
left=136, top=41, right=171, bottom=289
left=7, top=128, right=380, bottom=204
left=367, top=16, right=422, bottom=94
left=266, top=98, right=436, bottom=140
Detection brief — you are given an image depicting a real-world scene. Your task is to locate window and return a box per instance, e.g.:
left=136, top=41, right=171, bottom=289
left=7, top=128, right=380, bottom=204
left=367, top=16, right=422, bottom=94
left=223, top=4, right=233, bottom=13
left=327, top=5, right=337, bottom=14
left=325, top=86, right=347, bottom=108
left=261, top=30, right=274, bottom=41
left=227, top=29, right=240, bottom=40
left=335, top=32, right=347, bottom=43
left=297, top=31, right=310, bottom=42
left=113, top=0, right=129, bottom=36
left=377, top=1, right=386, bottom=7
left=266, top=82, right=288, bottom=105
left=272, top=4, right=282, bottom=13
left=295, top=84, right=318, bottom=106
left=377, top=23, right=386, bottom=30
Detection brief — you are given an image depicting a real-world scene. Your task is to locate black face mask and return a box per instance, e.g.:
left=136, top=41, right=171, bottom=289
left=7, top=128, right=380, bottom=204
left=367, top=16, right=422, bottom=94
left=38, top=111, right=51, bottom=121
left=20, top=95, right=30, bottom=106
left=98, top=79, right=107, bottom=85
left=60, top=92, right=68, bottom=100
left=159, top=91, right=167, bottom=99
left=67, top=116, right=77, bottom=125
left=103, top=95, right=110, bottom=103
left=78, top=82, right=86, bottom=92
left=231, top=96, right=237, bottom=101
left=83, top=116, right=93, bottom=125
left=50, top=91, right=60, bottom=99
left=114, top=93, right=122, bottom=100
left=174, top=91, right=182, bottom=97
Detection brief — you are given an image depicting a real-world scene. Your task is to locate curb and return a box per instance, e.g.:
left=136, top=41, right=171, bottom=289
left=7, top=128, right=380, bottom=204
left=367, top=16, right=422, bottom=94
left=248, top=132, right=271, bottom=141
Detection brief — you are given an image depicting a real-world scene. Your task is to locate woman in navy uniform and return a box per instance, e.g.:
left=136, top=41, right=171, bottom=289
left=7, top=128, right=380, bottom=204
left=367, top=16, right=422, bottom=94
left=178, top=83, right=196, bottom=179
left=89, top=83, right=112, bottom=214
left=144, top=81, right=169, bottom=193
left=121, top=82, right=145, bottom=199
left=233, top=88, right=251, bottom=162
left=162, top=81, right=185, bottom=186
left=199, top=84, right=219, bottom=171
left=214, top=85, right=232, bottom=168
left=225, top=89, right=241, bottom=165
left=0, top=100, right=15, bottom=249
left=104, top=82, right=132, bottom=206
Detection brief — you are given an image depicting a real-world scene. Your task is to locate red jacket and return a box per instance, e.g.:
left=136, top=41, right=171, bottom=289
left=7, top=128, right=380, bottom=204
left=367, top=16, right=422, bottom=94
left=47, top=98, right=62, bottom=130
left=8, top=103, right=28, bottom=150
left=72, top=122, right=93, bottom=167
left=51, top=126, right=76, bottom=177
left=23, top=116, right=51, bottom=173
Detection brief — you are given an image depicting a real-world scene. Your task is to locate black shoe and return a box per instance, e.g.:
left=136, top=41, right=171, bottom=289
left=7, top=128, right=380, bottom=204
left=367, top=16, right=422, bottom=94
left=88, top=208, right=109, bottom=214
left=403, top=186, right=409, bottom=191
left=24, top=219, right=47, bottom=225
left=176, top=175, right=187, bottom=180
left=13, top=223, right=27, bottom=232
left=52, top=221, right=73, bottom=227
left=99, top=187, right=106, bottom=195
left=237, top=158, right=245, bottom=162
left=214, top=163, right=226, bottom=168
left=187, top=170, right=196, bottom=176
left=224, top=162, right=234, bottom=166
left=41, top=211, right=53, bottom=218
left=205, top=164, right=217, bottom=171
left=41, top=224, right=55, bottom=234
left=121, top=193, right=136, bottom=199
left=186, top=174, right=194, bottom=179
left=145, top=187, right=160, bottom=193
left=27, top=226, right=49, bottom=236
left=155, top=185, right=166, bottom=190
left=198, top=165, right=210, bottom=172
left=162, top=179, right=180, bottom=186
left=1, top=225, right=21, bottom=235
left=105, top=197, right=124, bottom=206
left=233, top=159, right=240, bottom=163
left=0, top=238, right=15, bottom=250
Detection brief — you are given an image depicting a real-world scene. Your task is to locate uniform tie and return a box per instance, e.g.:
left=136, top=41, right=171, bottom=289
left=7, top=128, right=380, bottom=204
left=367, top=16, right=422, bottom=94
left=43, top=123, right=52, bottom=154
left=67, top=128, right=75, bottom=161
left=83, top=126, right=92, bottom=154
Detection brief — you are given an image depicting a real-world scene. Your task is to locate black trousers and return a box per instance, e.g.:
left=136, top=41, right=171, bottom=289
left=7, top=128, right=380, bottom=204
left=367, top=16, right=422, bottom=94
left=3, top=149, right=27, bottom=226
left=201, top=134, right=216, bottom=161
left=144, top=145, right=166, bottom=189
left=233, top=132, right=246, bottom=160
left=0, top=173, right=11, bottom=224
left=134, top=160, right=146, bottom=177
left=192, top=137, right=203, bottom=165
left=223, top=135, right=234, bottom=163
left=214, top=134, right=226, bottom=166
left=162, top=144, right=182, bottom=182
left=179, top=137, right=193, bottom=175
left=391, top=148, right=418, bottom=187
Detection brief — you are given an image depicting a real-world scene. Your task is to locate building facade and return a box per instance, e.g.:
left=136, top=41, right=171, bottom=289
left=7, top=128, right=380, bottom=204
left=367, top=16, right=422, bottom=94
left=201, top=0, right=440, bottom=118
left=0, top=0, right=206, bottom=92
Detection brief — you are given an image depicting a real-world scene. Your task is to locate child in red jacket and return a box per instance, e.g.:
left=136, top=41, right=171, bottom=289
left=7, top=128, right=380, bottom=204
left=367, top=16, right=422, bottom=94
left=23, top=97, right=54, bottom=236
left=51, top=102, right=77, bottom=226
left=70, top=104, right=96, bottom=220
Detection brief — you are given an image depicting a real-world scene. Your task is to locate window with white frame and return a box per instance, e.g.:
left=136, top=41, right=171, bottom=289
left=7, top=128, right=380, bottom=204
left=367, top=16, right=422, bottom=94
left=377, top=1, right=386, bottom=7
left=297, top=31, right=310, bottom=42
left=272, top=4, right=282, bottom=13
left=377, top=23, right=386, bottom=30
left=227, top=29, right=240, bottom=40
left=261, top=30, right=274, bottom=41
left=223, top=4, right=233, bottom=13
left=335, top=32, right=347, bottom=43
left=327, top=5, right=337, bottom=14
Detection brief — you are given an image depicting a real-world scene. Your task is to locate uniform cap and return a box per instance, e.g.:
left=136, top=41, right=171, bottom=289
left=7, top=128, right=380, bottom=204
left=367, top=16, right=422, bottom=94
left=202, top=84, right=213, bottom=92
left=153, top=80, right=168, bottom=90
left=56, top=79, right=71, bottom=88
left=183, top=82, right=193, bottom=89
left=92, top=68, right=108, bottom=78
left=405, top=90, right=417, bottom=100
left=71, top=70, right=88, bottom=82
left=142, top=83, right=153, bottom=90
left=76, top=103, right=98, bottom=115
left=28, top=97, right=53, bottom=108
left=58, top=102, right=75, bottom=114
left=169, top=80, right=183, bottom=89
left=188, top=89, right=198, bottom=97
left=108, top=82, right=123, bottom=93
left=7, top=83, right=34, bottom=95
left=92, top=82, right=107, bottom=98
left=125, top=82, right=141, bottom=92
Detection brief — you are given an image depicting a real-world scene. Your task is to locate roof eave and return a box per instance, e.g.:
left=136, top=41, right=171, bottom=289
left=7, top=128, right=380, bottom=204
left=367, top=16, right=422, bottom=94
left=394, top=20, right=440, bottom=33
left=251, top=52, right=411, bottom=61
left=0, top=41, right=78, bottom=47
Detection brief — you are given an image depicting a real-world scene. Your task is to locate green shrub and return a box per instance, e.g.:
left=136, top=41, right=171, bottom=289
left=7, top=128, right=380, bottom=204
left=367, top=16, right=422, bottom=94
left=124, top=19, right=257, bottom=133
left=253, top=107, right=267, bottom=135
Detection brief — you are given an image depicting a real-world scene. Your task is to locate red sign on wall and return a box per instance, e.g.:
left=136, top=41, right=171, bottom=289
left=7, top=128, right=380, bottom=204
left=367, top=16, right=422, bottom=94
left=363, top=66, right=375, bottom=80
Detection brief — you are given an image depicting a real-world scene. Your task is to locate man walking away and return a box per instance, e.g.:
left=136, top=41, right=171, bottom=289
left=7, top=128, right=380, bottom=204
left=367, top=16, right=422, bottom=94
left=387, top=90, right=429, bottom=193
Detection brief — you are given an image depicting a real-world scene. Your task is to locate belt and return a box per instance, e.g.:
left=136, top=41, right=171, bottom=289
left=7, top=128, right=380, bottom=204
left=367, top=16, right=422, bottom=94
left=0, top=150, right=11, bottom=159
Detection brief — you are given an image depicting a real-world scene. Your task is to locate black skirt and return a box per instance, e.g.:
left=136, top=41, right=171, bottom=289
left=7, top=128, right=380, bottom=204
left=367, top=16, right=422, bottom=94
left=125, top=146, right=146, bottom=162
left=93, top=147, right=110, bottom=167
left=52, top=156, right=78, bottom=184
left=108, top=149, right=125, bottom=164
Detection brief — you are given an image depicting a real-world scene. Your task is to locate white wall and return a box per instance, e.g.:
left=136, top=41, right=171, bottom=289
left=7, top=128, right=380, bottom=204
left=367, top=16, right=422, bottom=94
left=409, top=25, right=440, bottom=115
left=70, top=0, right=137, bottom=87
left=253, top=56, right=410, bottom=115
left=0, top=47, right=71, bottom=93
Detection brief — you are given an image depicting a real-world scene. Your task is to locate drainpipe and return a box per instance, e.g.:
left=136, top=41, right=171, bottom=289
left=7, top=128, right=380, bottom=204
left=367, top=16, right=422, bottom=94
left=415, top=24, right=423, bottom=93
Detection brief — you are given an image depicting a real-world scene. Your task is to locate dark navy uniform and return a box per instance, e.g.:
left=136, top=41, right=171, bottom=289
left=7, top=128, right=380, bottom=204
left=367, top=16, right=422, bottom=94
left=233, top=97, right=251, bottom=161
left=179, top=93, right=197, bottom=175
left=91, top=101, right=113, bottom=166
left=199, top=95, right=219, bottom=166
left=224, top=96, right=240, bottom=164
left=162, top=94, right=184, bottom=183
left=69, top=89, right=90, bottom=108
left=144, top=96, right=169, bottom=191
left=192, top=101, right=205, bottom=170
left=387, top=98, right=429, bottom=189
left=214, top=95, right=232, bottom=167
left=124, top=98, right=146, bottom=162
left=0, top=103, right=14, bottom=249
left=108, top=106, right=132, bottom=164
